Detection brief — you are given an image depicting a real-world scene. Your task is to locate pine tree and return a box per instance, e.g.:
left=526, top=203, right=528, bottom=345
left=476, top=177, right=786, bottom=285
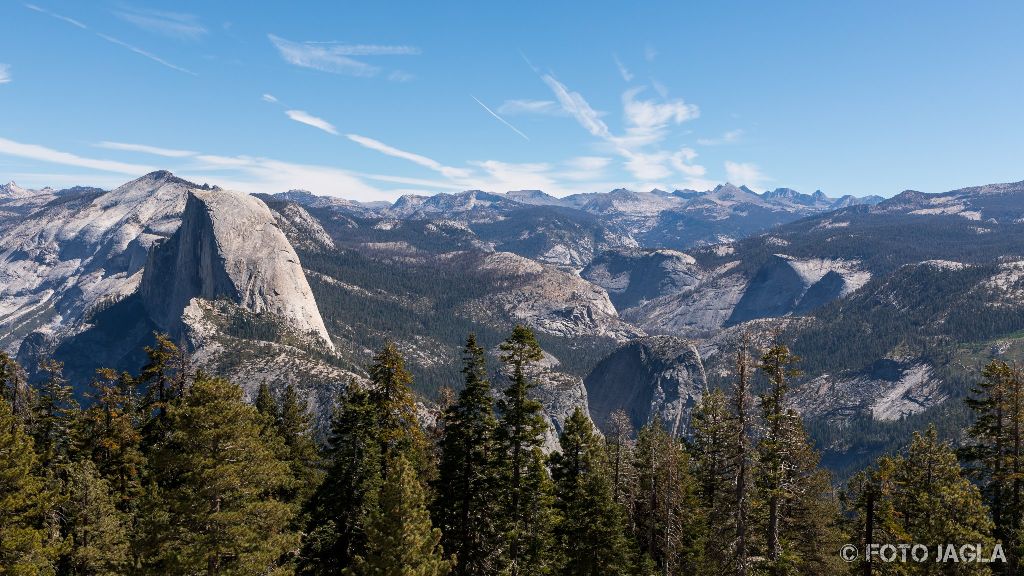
left=850, top=426, right=996, bottom=576
left=550, top=407, right=631, bottom=576
left=0, top=397, right=56, bottom=573
left=75, top=368, right=145, bottom=512
left=303, top=344, right=427, bottom=574
left=31, top=359, right=79, bottom=466
left=494, top=325, right=556, bottom=576
left=255, top=382, right=280, bottom=427
left=754, top=343, right=844, bottom=576
left=631, top=420, right=702, bottom=576
left=138, top=332, right=182, bottom=447
left=349, top=455, right=453, bottom=576
left=302, top=383, right=383, bottom=574
left=434, top=334, right=503, bottom=576
left=145, top=373, right=296, bottom=574
left=605, top=409, right=636, bottom=513
left=368, top=342, right=430, bottom=476
left=277, top=382, right=325, bottom=510
left=690, top=388, right=736, bottom=574
left=59, top=460, right=130, bottom=575
left=729, top=335, right=755, bottom=576
left=756, top=343, right=801, bottom=572
left=962, top=359, right=1024, bottom=571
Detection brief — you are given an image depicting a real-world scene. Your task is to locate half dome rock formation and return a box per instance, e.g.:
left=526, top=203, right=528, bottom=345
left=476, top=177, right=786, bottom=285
left=141, top=188, right=334, bottom=350
left=585, top=335, right=707, bottom=435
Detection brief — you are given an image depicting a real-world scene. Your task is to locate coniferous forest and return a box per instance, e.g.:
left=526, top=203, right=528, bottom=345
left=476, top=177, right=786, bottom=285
left=0, top=326, right=1018, bottom=575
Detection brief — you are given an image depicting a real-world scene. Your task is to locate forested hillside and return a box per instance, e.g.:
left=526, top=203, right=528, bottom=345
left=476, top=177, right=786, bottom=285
left=1, top=326, right=1015, bottom=575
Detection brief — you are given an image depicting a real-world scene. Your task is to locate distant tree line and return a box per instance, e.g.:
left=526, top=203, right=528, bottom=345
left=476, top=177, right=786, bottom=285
left=0, top=327, right=1018, bottom=574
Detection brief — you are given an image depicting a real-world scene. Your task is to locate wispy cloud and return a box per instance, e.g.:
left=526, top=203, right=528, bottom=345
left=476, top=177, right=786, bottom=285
left=561, top=156, right=612, bottom=181
left=724, top=161, right=770, bottom=189
left=388, top=70, right=415, bottom=82
left=620, top=86, right=699, bottom=147
left=96, top=141, right=197, bottom=157
left=24, top=3, right=87, bottom=29
left=284, top=110, right=338, bottom=135
left=114, top=7, right=207, bottom=41
left=268, top=34, right=419, bottom=78
left=541, top=73, right=703, bottom=184
left=497, top=99, right=566, bottom=116
left=613, top=54, right=633, bottom=82
left=96, top=33, right=197, bottom=75
left=0, top=136, right=156, bottom=174
left=644, top=43, right=658, bottom=62
left=25, top=3, right=195, bottom=75
left=471, top=96, right=530, bottom=141
left=541, top=75, right=612, bottom=140
left=347, top=134, right=471, bottom=179
left=262, top=93, right=278, bottom=103
left=0, top=64, right=10, bottom=84
left=697, top=129, right=743, bottom=146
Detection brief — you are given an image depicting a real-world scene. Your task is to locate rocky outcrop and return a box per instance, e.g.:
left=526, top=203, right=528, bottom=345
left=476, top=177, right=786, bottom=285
left=0, top=171, right=189, bottom=352
left=585, top=336, right=707, bottom=435
left=140, top=189, right=333, bottom=349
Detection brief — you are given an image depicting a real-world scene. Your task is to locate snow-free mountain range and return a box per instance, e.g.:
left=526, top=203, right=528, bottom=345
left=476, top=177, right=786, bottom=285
left=4, top=171, right=1024, bottom=471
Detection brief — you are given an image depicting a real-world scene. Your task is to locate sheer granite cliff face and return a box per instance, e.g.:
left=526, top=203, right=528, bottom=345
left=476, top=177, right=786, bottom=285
left=585, top=335, right=707, bottom=435
left=140, top=189, right=333, bottom=349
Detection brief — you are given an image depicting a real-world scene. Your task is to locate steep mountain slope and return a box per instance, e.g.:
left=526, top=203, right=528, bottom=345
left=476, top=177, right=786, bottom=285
left=0, top=171, right=191, bottom=352
left=140, top=189, right=333, bottom=349
left=585, top=336, right=707, bottom=436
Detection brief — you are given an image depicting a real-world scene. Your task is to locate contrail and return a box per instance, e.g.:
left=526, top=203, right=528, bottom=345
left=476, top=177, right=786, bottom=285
left=471, top=95, right=530, bottom=141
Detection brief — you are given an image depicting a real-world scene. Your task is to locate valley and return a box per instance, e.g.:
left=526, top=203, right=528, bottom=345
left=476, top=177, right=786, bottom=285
left=3, top=172, right=1023, bottom=476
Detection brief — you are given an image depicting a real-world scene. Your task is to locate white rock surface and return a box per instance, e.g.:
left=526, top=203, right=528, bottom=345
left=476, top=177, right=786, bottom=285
left=141, top=188, right=334, bottom=349
left=0, top=172, right=188, bottom=352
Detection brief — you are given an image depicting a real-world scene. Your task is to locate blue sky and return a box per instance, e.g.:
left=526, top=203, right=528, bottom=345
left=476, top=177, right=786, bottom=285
left=1, top=1, right=1022, bottom=201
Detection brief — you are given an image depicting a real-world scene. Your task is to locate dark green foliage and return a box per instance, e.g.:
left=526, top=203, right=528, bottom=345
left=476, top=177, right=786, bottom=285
left=494, top=325, right=557, bottom=576
left=59, top=460, right=130, bottom=575
left=5, top=320, right=1014, bottom=575
left=630, top=420, right=702, bottom=576
left=302, top=383, right=383, bottom=574
left=755, top=344, right=845, bottom=576
left=143, top=373, right=296, bottom=574
left=277, top=383, right=325, bottom=511
left=31, top=359, right=78, bottom=466
left=846, top=427, right=996, bottom=576
left=0, top=397, right=57, bottom=573
left=433, top=335, right=503, bottom=576
left=961, top=359, right=1024, bottom=572
left=550, top=408, right=631, bottom=576
left=348, top=455, right=453, bottom=576
left=302, top=343, right=430, bottom=574
left=74, top=368, right=145, bottom=512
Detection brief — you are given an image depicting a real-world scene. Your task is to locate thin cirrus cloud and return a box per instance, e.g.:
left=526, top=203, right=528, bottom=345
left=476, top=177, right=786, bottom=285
left=697, top=129, right=744, bottom=146
left=613, top=54, right=634, bottom=82
left=346, top=134, right=472, bottom=180
left=0, top=64, right=10, bottom=84
left=24, top=3, right=195, bottom=75
left=268, top=34, right=420, bottom=79
left=0, top=136, right=157, bottom=175
left=96, top=141, right=197, bottom=158
left=496, top=99, right=566, bottom=117
left=0, top=135, right=393, bottom=201
left=284, top=110, right=339, bottom=135
left=113, top=7, right=207, bottom=41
